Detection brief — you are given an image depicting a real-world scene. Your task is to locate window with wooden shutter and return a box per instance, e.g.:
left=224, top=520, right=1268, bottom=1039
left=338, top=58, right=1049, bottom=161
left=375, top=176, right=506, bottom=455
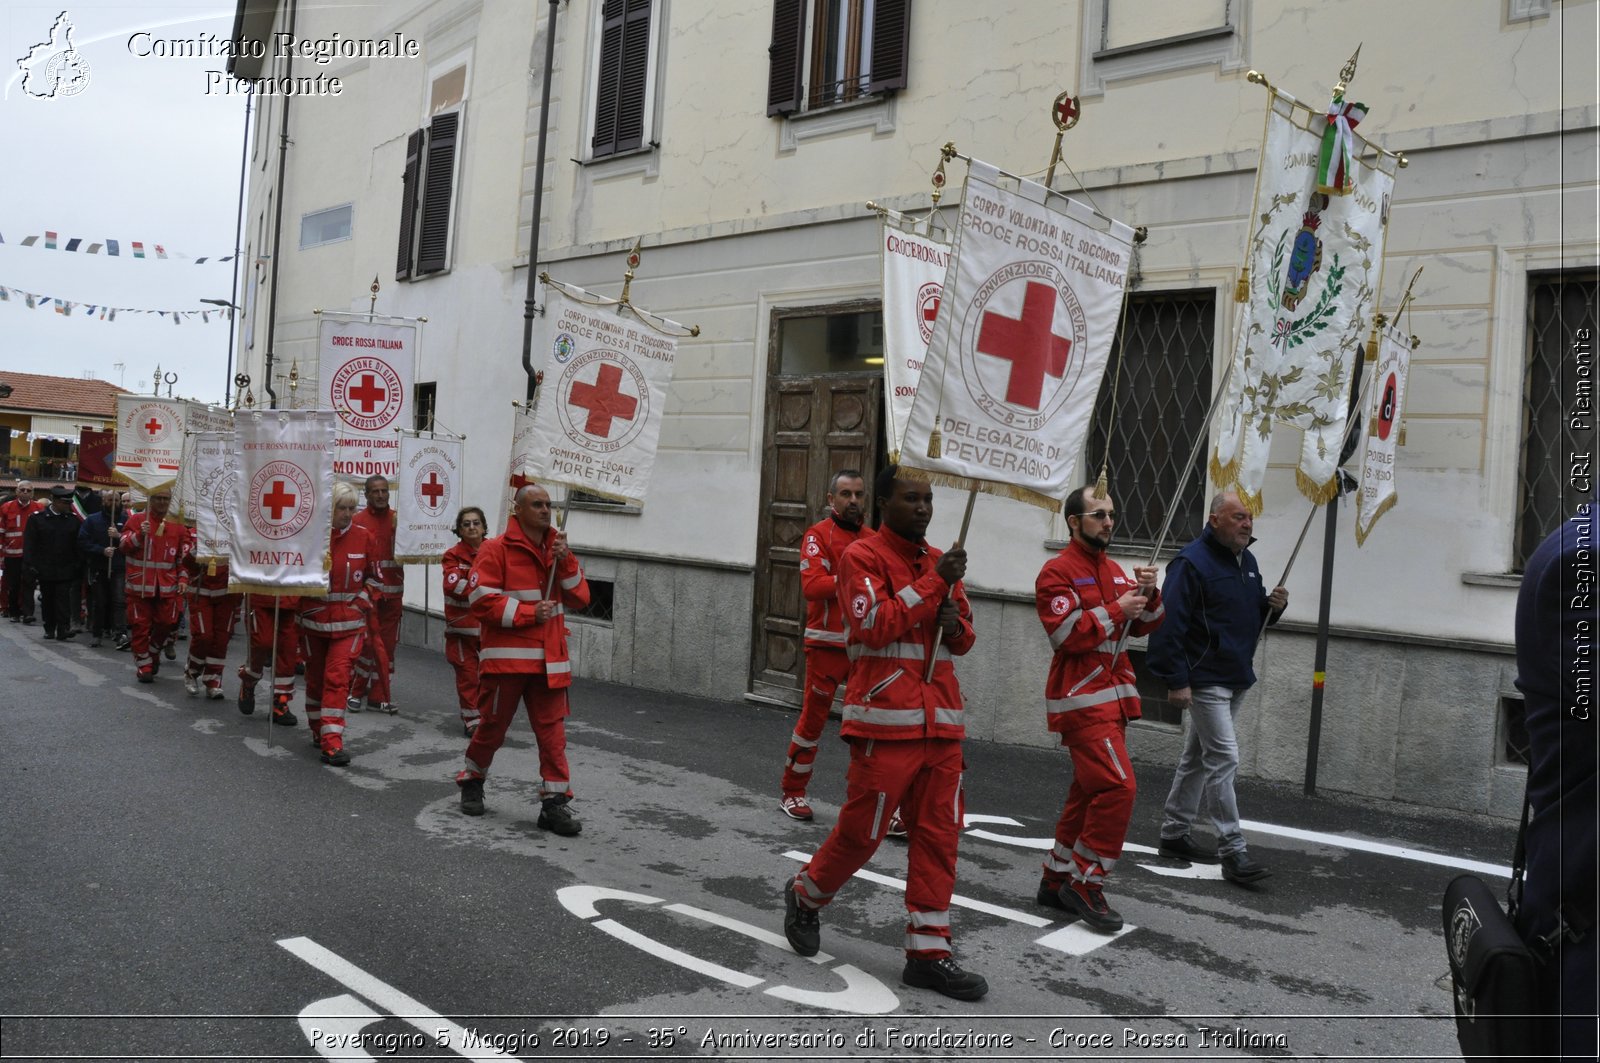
left=415, top=109, right=460, bottom=276
left=770, top=0, right=911, bottom=117
left=865, top=0, right=909, bottom=94
left=767, top=0, right=806, bottom=116
left=592, top=0, right=653, bottom=158
left=395, top=128, right=424, bottom=280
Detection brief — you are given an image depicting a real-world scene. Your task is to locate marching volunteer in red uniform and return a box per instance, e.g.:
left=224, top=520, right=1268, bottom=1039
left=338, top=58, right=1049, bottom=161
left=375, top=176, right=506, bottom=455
left=182, top=539, right=242, bottom=701
left=779, top=469, right=869, bottom=821
left=119, top=487, right=190, bottom=683
left=2, top=481, right=45, bottom=622
left=347, top=474, right=400, bottom=714
left=237, top=592, right=301, bottom=726
left=441, top=505, right=488, bottom=738
left=1034, top=484, right=1163, bottom=933
left=782, top=466, right=988, bottom=1002
left=298, top=482, right=378, bottom=767
left=455, top=483, right=589, bottom=833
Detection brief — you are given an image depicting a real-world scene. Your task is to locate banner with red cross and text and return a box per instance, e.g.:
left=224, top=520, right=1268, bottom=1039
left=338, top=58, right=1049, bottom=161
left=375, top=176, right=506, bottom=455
left=520, top=284, right=679, bottom=506
left=174, top=403, right=234, bottom=525
left=114, top=394, right=188, bottom=493
left=317, top=314, right=418, bottom=483
left=899, top=160, right=1135, bottom=509
left=190, top=432, right=238, bottom=565
left=226, top=410, right=335, bottom=595
left=881, top=210, right=949, bottom=462
left=395, top=432, right=463, bottom=563
left=1354, top=319, right=1412, bottom=546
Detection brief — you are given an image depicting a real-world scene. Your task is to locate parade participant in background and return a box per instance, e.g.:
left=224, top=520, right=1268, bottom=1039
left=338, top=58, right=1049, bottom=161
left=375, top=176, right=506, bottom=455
left=237, top=591, right=301, bottom=726
left=79, top=490, right=128, bottom=647
left=782, top=465, right=987, bottom=1002
left=23, top=486, right=83, bottom=641
left=1033, top=484, right=1163, bottom=933
left=441, top=505, right=488, bottom=738
left=1147, top=490, right=1286, bottom=884
left=778, top=469, right=869, bottom=822
left=2, top=481, right=45, bottom=622
left=182, top=540, right=243, bottom=701
left=119, top=487, right=189, bottom=683
left=455, top=483, right=589, bottom=832
left=298, top=482, right=378, bottom=767
left=347, top=474, right=401, bottom=714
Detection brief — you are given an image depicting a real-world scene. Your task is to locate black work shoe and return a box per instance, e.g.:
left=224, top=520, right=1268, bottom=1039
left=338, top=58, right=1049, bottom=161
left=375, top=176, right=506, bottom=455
left=782, top=879, right=821, bottom=957
left=321, top=748, right=351, bottom=767
left=538, top=797, right=582, bottom=837
left=90, top=636, right=103, bottom=648
left=237, top=689, right=256, bottom=716
left=1035, top=877, right=1069, bottom=910
left=1159, top=833, right=1221, bottom=863
left=460, top=779, right=485, bottom=816
left=56, top=630, right=77, bottom=642
left=1057, top=879, right=1124, bottom=933
left=1221, top=851, right=1272, bottom=885
left=162, top=643, right=177, bottom=661
left=902, top=956, right=989, bottom=1001
left=271, top=706, right=299, bottom=727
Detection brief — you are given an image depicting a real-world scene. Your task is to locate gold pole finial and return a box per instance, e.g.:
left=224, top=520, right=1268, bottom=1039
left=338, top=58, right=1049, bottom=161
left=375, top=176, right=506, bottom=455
left=368, top=275, right=380, bottom=317
left=1395, top=265, right=1425, bottom=317
left=931, top=144, right=954, bottom=206
left=1335, top=44, right=1362, bottom=94
left=619, top=239, right=642, bottom=306
left=1043, top=90, right=1081, bottom=187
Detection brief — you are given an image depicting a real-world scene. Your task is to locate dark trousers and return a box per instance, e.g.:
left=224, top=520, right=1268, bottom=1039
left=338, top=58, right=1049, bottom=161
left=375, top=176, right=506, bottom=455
left=3, top=556, right=35, bottom=618
left=89, top=578, right=126, bottom=636
left=38, top=579, right=74, bottom=637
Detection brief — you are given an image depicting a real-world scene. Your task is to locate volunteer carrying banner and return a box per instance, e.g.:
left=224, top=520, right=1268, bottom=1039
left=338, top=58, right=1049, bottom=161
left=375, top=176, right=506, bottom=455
left=114, top=394, right=187, bottom=493
left=880, top=210, right=950, bottom=462
left=396, top=432, right=463, bottom=563
left=317, top=313, right=418, bottom=482
left=226, top=409, right=336, bottom=595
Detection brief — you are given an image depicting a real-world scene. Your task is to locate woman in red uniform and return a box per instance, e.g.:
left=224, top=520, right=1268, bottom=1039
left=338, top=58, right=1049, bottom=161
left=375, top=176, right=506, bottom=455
left=297, top=482, right=376, bottom=766
left=441, top=505, right=487, bottom=738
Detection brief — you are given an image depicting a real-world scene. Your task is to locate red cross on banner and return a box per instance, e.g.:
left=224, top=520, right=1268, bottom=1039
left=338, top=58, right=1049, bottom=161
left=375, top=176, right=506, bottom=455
left=262, top=480, right=297, bottom=520
left=568, top=363, right=639, bottom=437
left=975, top=281, right=1072, bottom=409
left=348, top=373, right=387, bottom=414
left=144, top=417, right=163, bottom=436
left=420, top=472, right=445, bottom=505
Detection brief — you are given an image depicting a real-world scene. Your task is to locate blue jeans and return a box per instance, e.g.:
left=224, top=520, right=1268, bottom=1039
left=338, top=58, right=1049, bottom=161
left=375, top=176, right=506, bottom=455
left=1160, top=685, right=1248, bottom=856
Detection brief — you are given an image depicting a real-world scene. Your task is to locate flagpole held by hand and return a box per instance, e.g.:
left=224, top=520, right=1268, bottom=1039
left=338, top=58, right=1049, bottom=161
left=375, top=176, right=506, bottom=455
left=925, top=487, right=977, bottom=682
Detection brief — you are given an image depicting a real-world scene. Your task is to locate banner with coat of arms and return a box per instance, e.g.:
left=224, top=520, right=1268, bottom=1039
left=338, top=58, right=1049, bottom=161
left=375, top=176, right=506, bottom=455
left=899, top=160, right=1135, bottom=509
left=114, top=394, right=187, bottom=492
left=226, top=410, right=335, bottom=594
left=317, top=314, right=418, bottom=482
left=190, top=432, right=238, bottom=564
left=1211, top=89, right=1399, bottom=512
left=520, top=283, right=680, bottom=507
left=75, top=429, right=119, bottom=489
left=395, top=432, right=463, bottom=563
left=1354, top=320, right=1412, bottom=545
left=880, top=211, right=950, bottom=462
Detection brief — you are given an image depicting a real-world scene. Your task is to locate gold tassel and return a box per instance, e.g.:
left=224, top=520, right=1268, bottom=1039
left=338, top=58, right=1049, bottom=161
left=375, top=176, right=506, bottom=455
left=926, top=424, right=942, bottom=459
left=1093, top=464, right=1109, bottom=500
left=206, top=558, right=217, bottom=577
left=323, top=550, right=332, bottom=573
left=1235, top=269, right=1250, bottom=303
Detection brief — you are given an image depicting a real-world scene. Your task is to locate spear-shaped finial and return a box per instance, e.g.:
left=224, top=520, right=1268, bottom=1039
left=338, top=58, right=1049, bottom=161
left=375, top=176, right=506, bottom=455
left=619, top=238, right=642, bottom=306
left=1335, top=44, right=1361, bottom=94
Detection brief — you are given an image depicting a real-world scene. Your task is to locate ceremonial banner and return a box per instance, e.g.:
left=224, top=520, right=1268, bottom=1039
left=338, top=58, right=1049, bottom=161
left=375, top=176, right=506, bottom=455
left=1211, top=90, right=1398, bottom=511
left=190, top=432, right=238, bottom=563
left=396, top=432, right=463, bottom=563
left=500, top=402, right=541, bottom=532
left=881, top=212, right=950, bottom=461
left=174, top=405, right=233, bottom=524
left=226, top=410, right=335, bottom=595
left=75, top=429, right=118, bottom=488
left=317, top=315, right=418, bottom=481
left=899, top=160, right=1134, bottom=509
left=521, top=284, right=679, bottom=506
left=1354, top=321, right=1412, bottom=545
left=114, top=394, right=186, bottom=492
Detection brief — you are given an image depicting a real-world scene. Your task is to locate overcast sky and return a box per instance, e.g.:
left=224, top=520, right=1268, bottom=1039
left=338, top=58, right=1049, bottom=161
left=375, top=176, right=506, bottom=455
left=1, top=3, right=247, bottom=406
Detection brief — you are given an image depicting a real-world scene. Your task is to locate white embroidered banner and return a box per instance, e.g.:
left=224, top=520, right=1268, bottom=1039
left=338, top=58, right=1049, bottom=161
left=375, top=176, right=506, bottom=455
left=226, top=410, right=336, bottom=594
left=174, top=404, right=233, bottom=525
left=317, top=315, right=418, bottom=482
left=1355, top=321, right=1412, bottom=545
left=114, top=395, right=187, bottom=492
left=899, top=160, right=1134, bottom=509
left=881, top=213, right=949, bottom=462
left=395, top=432, right=463, bottom=563
left=191, top=432, right=237, bottom=563
left=502, top=402, right=541, bottom=532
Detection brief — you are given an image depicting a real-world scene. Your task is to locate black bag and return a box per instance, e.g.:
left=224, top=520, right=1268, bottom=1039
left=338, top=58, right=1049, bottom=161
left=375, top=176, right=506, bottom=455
left=1442, top=872, right=1547, bottom=1059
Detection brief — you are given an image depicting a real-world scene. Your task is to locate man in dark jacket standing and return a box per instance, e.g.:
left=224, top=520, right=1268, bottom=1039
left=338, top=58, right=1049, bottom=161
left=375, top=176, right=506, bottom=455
left=1146, top=489, right=1286, bottom=885
left=23, top=486, right=84, bottom=641
left=79, top=490, right=128, bottom=648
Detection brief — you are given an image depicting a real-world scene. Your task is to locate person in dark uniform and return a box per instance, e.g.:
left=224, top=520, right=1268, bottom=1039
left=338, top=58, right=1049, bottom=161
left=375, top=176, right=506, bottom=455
left=79, top=490, right=128, bottom=648
left=22, top=486, right=84, bottom=641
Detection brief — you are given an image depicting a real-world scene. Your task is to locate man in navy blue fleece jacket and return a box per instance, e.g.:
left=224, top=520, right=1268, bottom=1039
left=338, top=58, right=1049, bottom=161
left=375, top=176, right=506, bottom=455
left=1145, top=490, right=1286, bottom=885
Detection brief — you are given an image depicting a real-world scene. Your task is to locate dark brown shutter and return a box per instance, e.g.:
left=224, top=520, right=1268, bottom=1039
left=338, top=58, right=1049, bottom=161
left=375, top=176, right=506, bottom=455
left=593, top=0, right=653, bottom=157
left=866, top=0, right=911, bottom=94
left=416, top=110, right=459, bottom=276
left=766, top=0, right=806, bottom=116
left=395, top=128, right=424, bottom=279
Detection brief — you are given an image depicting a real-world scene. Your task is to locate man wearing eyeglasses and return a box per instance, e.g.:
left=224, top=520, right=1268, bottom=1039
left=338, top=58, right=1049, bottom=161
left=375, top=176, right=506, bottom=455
left=2, top=481, right=45, bottom=622
left=1033, top=484, right=1163, bottom=933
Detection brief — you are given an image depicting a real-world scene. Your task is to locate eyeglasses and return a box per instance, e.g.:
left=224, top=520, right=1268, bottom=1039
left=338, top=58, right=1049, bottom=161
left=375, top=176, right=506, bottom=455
left=1084, top=509, right=1117, bottom=521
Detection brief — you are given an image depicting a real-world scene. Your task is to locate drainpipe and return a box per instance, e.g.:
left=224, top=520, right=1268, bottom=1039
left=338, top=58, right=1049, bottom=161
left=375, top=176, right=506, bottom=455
left=519, top=0, right=562, bottom=402
left=262, top=0, right=298, bottom=409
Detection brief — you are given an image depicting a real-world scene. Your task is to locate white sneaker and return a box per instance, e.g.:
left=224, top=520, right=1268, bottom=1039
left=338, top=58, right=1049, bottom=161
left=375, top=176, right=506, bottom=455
left=205, top=684, right=226, bottom=700
left=346, top=696, right=362, bottom=713
left=183, top=672, right=200, bottom=698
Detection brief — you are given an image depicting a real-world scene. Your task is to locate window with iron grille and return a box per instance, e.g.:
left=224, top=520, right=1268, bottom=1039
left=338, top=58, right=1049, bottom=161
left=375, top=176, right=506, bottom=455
left=767, top=0, right=910, bottom=116
left=1517, top=270, right=1597, bottom=570
left=1500, top=694, right=1530, bottom=766
left=1086, top=289, right=1216, bottom=552
left=570, top=578, right=615, bottom=623
left=414, top=382, right=437, bottom=432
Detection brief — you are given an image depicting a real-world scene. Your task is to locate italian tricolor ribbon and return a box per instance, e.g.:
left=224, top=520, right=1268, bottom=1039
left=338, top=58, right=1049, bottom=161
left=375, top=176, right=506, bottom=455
left=1317, top=95, right=1368, bottom=195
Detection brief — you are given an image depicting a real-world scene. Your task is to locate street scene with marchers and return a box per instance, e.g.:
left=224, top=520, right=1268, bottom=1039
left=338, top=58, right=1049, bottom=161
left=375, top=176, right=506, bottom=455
left=1, top=1, right=1594, bottom=1061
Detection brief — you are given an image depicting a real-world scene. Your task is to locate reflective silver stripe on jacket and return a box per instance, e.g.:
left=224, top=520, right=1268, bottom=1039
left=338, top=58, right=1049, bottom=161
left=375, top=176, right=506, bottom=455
left=841, top=704, right=925, bottom=728
left=560, top=571, right=584, bottom=591
left=1048, top=615, right=1082, bottom=648
left=468, top=584, right=502, bottom=603
left=1045, top=682, right=1140, bottom=713
left=501, top=599, right=518, bottom=628
left=479, top=646, right=547, bottom=661
left=803, top=627, right=847, bottom=645
left=299, top=618, right=365, bottom=634
left=848, top=641, right=951, bottom=663
left=1089, top=605, right=1113, bottom=633
left=372, top=581, right=403, bottom=594
left=896, top=585, right=922, bottom=609
left=905, top=932, right=949, bottom=952
left=1139, top=602, right=1166, bottom=622
left=445, top=621, right=479, bottom=635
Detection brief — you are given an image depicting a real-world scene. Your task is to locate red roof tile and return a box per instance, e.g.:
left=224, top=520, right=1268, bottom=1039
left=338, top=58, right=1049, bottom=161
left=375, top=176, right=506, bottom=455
left=0, top=370, right=131, bottom=418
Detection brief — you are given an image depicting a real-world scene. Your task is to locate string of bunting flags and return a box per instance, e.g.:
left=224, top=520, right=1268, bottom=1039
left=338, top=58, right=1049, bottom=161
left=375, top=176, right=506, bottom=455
left=0, top=282, right=230, bottom=322
left=1, top=231, right=234, bottom=263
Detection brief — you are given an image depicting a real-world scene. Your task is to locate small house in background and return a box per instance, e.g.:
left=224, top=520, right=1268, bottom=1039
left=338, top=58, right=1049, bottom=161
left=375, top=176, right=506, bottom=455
left=0, top=371, right=127, bottom=490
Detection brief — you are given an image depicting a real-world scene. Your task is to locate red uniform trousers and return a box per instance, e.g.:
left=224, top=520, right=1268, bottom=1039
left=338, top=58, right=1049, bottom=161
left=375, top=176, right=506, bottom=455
left=456, top=674, right=570, bottom=797
left=303, top=630, right=363, bottom=754
left=127, top=595, right=181, bottom=675
left=186, top=593, right=241, bottom=693
left=348, top=596, right=400, bottom=703
left=444, top=635, right=482, bottom=730
left=793, top=737, right=964, bottom=959
left=240, top=598, right=300, bottom=703
left=1042, top=717, right=1137, bottom=888
left=781, top=646, right=850, bottom=796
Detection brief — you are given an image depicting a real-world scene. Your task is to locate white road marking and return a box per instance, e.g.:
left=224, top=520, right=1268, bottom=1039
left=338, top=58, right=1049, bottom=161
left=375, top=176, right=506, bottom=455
left=663, top=902, right=837, bottom=964
left=1033, top=920, right=1137, bottom=955
left=242, top=737, right=296, bottom=759
left=120, top=685, right=174, bottom=709
left=781, top=850, right=1052, bottom=927
left=590, top=918, right=764, bottom=988
left=298, top=993, right=382, bottom=1061
left=1240, top=819, right=1514, bottom=878
left=22, top=642, right=106, bottom=687
left=557, top=885, right=662, bottom=919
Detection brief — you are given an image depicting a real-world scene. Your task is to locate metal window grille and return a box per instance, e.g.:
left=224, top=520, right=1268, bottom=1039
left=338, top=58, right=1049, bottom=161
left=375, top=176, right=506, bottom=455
left=1518, top=270, right=1597, bottom=570
left=569, top=578, right=615, bottom=623
left=1086, top=289, right=1216, bottom=552
left=1500, top=694, right=1530, bottom=766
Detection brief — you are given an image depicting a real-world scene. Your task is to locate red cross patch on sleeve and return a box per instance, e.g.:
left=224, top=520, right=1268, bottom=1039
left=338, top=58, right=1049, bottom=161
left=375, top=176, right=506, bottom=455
left=1050, top=594, right=1072, bottom=615
left=851, top=593, right=870, bottom=618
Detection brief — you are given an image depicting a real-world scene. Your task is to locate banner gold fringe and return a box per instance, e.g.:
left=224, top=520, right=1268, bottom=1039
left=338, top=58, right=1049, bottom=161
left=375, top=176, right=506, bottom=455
left=227, top=582, right=328, bottom=597
left=1353, top=490, right=1398, bottom=546
left=1209, top=451, right=1242, bottom=493
left=1295, top=466, right=1341, bottom=506
left=394, top=553, right=444, bottom=565
left=895, top=465, right=1060, bottom=512
left=1236, top=484, right=1267, bottom=517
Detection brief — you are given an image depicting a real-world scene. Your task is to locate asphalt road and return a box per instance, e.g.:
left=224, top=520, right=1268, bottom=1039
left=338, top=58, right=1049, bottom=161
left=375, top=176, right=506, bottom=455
left=0, top=617, right=1511, bottom=1061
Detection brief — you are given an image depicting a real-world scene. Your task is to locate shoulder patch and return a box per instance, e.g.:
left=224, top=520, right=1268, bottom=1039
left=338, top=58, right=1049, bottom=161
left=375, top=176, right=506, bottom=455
left=1072, top=577, right=1096, bottom=586
left=805, top=540, right=820, bottom=556
left=1049, top=594, right=1072, bottom=615
left=850, top=592, right=871, bottom=618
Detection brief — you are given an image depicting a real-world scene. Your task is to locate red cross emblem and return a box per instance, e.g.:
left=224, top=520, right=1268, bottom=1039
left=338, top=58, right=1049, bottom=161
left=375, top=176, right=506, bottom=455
left=144, top=417, right=163, bottom=436
left=420, top=472, right=445, bottom=506
left=1053, top=92, right=1080, bottom=131
left=261, top=480, right=298, bottom=520
left=568, top=363, right=639, bottom=437
left=976, top=281, right=1072, bottom=410
left=348, top=373, right=387, bottom=414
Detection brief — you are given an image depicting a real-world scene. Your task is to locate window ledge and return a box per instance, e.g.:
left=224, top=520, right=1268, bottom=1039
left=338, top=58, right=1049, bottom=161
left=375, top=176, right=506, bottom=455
left=577, top=143, right=659, bottom=179
left=1461, top=571, right=1523, bottom=589
left=1093, top=25, right=1233, bottom=61
left=779, top=93, right=896, bottom=152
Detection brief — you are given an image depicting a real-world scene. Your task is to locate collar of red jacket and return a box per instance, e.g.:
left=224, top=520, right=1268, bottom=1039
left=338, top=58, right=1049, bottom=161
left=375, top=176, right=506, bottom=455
left=503, top=520, right=553, bottom=557
left=829, top=511, right=863, bottom=533
left=876, top=523, right=928, bottom=560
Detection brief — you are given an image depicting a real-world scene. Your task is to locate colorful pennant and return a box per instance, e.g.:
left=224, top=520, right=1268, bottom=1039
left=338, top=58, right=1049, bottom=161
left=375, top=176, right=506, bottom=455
left=2, top=229, right=231, bottom=263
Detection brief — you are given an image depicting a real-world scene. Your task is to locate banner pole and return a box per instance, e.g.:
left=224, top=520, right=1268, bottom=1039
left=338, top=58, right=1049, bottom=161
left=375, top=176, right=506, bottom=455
left=268, top=594, right=281, bottom=746
left=924, top=487, right=977, bottom=682
left=423, top=563, right=430, bottom=647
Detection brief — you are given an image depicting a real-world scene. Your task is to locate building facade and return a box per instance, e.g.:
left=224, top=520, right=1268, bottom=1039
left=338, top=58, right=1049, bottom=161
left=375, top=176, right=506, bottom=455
left=0, top=370, right=124, bottom=487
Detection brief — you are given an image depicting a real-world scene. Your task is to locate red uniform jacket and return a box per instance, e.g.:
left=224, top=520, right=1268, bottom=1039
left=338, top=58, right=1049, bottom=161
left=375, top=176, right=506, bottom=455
left=352, top=507, right=402, bottom=597
left=837, top=525, right=975, bottom=742
left=468, top=523, right=589, bottom=687
left=441, top=539, right=480, bottom=639
left=799, top=513, right=869, bottom=650
left=2, top=498, right=44, bottom=558
left=1036, top=538, right=1165, bottom=738
left=182, top=527, right=234, bottom=598
left=120, top=513, right=190, bottom=598
left=299, top=523, right=376, bottom=636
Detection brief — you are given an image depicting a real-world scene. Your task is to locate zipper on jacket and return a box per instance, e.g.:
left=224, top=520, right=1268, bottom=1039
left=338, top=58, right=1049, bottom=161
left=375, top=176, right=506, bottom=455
left=864, top=668, right=904, bottom=702
left=1102, top=737, right=1128, bottom=781
left=1066, top=664, right=1104, bottom=697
